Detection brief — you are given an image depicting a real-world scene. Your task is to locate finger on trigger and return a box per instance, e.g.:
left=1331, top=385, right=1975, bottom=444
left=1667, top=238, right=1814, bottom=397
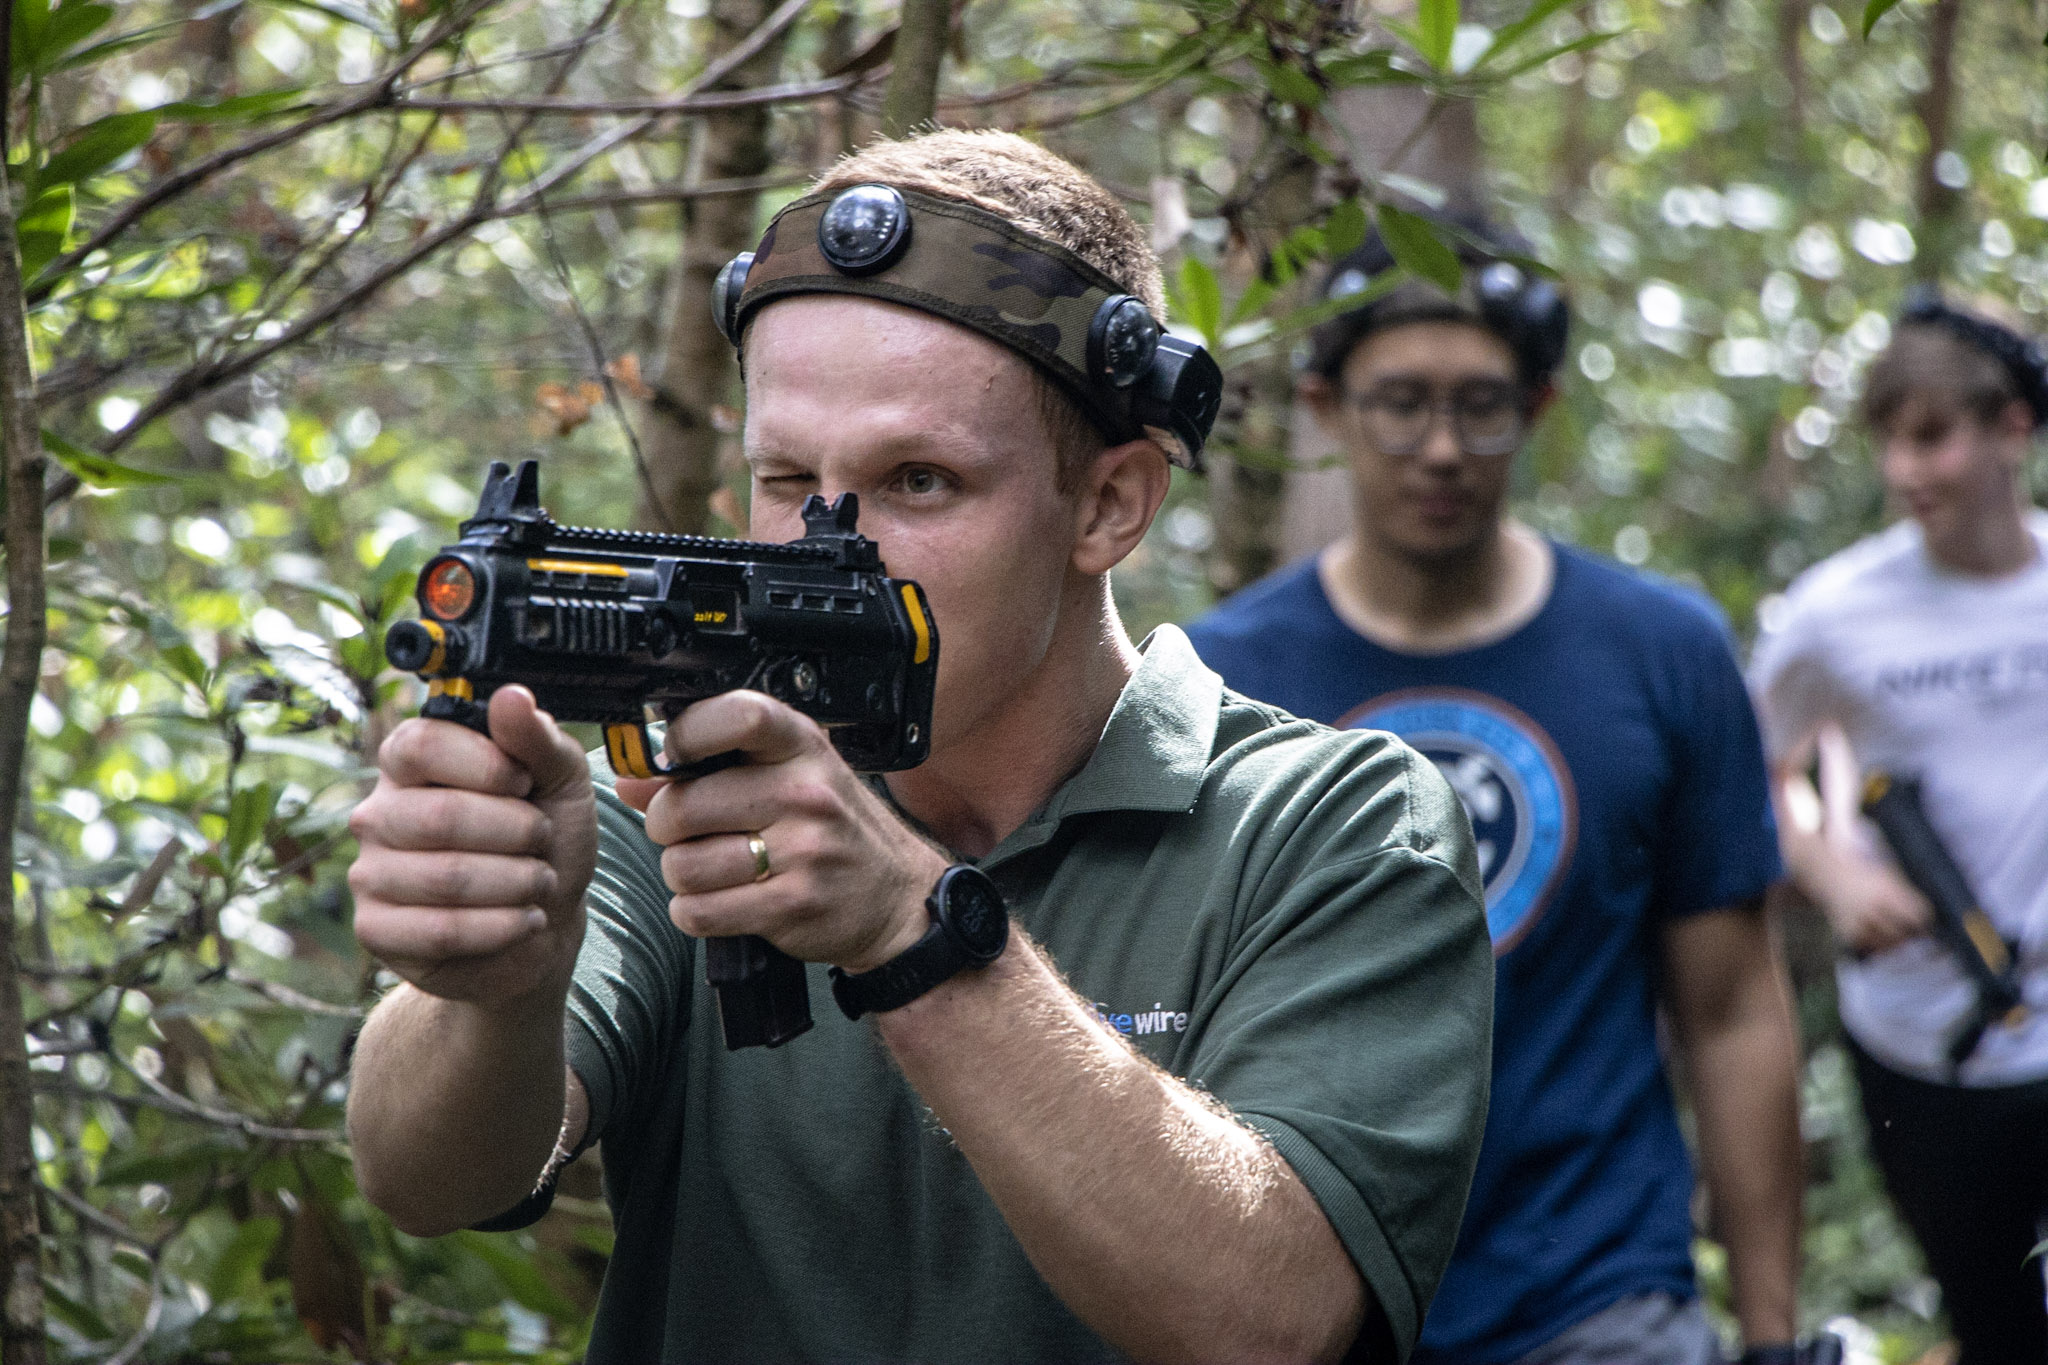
left=381, top=717, right=534, bottom=798
left=663, top=690, right=819, bottom=770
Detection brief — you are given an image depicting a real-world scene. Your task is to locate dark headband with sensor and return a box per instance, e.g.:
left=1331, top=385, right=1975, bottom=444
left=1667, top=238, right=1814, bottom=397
left=1898, top=287, right=2048, bottom=428
left=1307, top=226, right=1570, bottom=387
left=711, top=184, right=1223, bottom=469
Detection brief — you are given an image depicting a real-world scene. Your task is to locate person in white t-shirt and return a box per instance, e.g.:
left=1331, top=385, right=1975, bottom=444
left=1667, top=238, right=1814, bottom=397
left=1750, top=292, right=2048, bottom=1365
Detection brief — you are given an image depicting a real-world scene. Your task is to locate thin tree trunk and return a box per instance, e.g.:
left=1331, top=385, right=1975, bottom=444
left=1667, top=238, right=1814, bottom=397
left=1775, top=0, right=1806, bottom=134
left=1211, top=147, right=1317, bottom=596
left=1910, top=0, right=1961, bottom=280
left=0, top=10, right=52, bottom=1354
left=637, top=0, right=794, bottom=533
left=880, top=0, right=949, bottom=138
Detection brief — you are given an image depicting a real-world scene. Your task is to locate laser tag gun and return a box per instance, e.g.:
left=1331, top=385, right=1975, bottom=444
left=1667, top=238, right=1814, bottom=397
left=1861, top=772, right=2026, bottom=1075
left=384, top=459, right=939, bottom=1051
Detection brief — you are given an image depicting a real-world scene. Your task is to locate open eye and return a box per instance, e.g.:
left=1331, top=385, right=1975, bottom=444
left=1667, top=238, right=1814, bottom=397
left=895, top=466, right=948, bottom=496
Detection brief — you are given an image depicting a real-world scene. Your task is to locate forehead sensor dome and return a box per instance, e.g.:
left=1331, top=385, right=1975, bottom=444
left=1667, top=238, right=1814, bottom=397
left=818, top=185, right=912, bottom=275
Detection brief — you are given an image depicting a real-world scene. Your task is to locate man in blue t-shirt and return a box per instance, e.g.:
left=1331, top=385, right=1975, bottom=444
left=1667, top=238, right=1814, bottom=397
left=1188, top=224, right=1806, bottom=1365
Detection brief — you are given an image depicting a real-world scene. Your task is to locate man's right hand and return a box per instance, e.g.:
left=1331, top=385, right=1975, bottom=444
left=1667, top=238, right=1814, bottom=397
left=1818, top=858, right=1933, bottom=956
left=348, top=685, right=596, bottom=1010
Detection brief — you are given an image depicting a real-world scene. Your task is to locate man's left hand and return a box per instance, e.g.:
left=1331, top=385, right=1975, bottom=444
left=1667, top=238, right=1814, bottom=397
left=613, top=690, right=950, bottom=974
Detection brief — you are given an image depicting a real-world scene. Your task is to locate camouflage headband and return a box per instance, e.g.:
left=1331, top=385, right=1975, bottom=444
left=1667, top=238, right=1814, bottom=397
left=722, top=184, right=1220, bottom=468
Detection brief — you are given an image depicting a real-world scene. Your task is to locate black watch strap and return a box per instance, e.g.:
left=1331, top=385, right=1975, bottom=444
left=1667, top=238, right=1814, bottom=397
left=830, top=865, right=1008, bottom=1019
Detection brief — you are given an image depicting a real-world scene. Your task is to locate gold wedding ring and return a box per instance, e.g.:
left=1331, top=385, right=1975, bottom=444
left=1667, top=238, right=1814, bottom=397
left=746, top=832, right=772, bottom=883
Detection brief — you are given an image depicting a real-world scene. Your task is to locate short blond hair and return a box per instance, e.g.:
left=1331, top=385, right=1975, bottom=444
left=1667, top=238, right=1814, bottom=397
left=808, top=132, right=1165, bottom=490
left=812, top=130, right=1166, bottom=317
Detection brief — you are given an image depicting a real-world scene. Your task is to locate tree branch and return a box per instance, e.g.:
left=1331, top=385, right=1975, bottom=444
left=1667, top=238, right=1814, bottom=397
left=882, top=0, right=951, bottom=136
left=22, top=0, right=501, bottom=307
left=390, top=71, right=863, bottom=116
left=0, top=4, right=53, bottom=1351
left=31, top=1076, right=342, bottom=1145
left=43, top=0, right=843, bottom=504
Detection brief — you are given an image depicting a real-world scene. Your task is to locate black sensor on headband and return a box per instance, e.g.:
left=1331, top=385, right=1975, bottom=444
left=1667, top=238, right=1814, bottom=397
left=712, top=184, right=1224, bottom=469
left=1307, top=217, right=1570, bottom=388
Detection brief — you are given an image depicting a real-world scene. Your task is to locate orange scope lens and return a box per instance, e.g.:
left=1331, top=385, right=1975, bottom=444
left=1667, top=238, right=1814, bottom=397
left=422, top=559, right=476, bottom=620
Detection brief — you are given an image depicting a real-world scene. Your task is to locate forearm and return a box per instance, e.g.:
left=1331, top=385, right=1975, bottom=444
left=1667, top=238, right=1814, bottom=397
left=1778, top=816, right=1862, bottom=909
left=877, top=935, right=1365, bottom=1365
left=1681, top=978, right=1802, bottom=1344
left=346, top=982, right=576, bottom=1236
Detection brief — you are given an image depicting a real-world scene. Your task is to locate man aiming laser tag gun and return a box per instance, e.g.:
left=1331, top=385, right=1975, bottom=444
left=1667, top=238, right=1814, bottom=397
left=1862, top=772, right=2027, bottom=1079
left=383, top=457, right=939, bottom=1051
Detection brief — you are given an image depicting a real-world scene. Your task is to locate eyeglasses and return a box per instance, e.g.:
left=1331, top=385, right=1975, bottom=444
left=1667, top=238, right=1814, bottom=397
left=1343, top=380, right=1529, bottom=458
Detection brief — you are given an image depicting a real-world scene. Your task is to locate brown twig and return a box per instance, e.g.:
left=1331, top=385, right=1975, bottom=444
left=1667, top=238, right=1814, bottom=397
left=390, top=71, right=863, bottom=116
left=115, top=841, right=183, bottom=920
left=22, top=0, right=500, bottom=307
left=32, top=1075, right=342, bottom=1145
left=43, top=2, right=845, bottom=506
left=222, top=968, right=365, bottom=1020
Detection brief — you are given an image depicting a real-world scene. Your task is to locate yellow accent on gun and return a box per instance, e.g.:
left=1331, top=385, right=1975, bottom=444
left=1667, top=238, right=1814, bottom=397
left=901, top=584, right=931, bottom=665
left=527, top=558, right=630, bottom=578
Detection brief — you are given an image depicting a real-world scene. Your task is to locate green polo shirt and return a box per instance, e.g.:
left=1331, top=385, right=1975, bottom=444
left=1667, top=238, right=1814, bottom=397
left=559, top=626, right=1491, bottom=1362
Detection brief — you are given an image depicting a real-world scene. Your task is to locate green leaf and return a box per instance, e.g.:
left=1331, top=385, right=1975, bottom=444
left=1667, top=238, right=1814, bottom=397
left=1476, top=0, right=1582, bottom=68
left=1325, top=198, right=1369, bottom=258
left=97, top=1142, right=241, bottom=1187
left=49, top=19, right=194, bottom=74
left=40, top=1277, right=115, bottom=1344
left=29, top=2, right=112, bottom=71
left=15, top=185, right=74, bottom=281
left=153, top=89, right=308, bottom=122
left=207, top=1216, right=283, bottom=1302
left=1861, top=0, right=1901, bottom=37
left=1489, top=29, right=1620, bottom=81
left=8, top=0, right=55, bottom=78
left=1416, top=0, right=1459, bottom=70
left=1268, top=222, right=1325, bottom=285
left=1227, top=275, right=1277, bottom=328
left=41, top=429, right=178, bottom=489
left=1220, top=268, right=1407, bottom=364
left=1254, top=58, right=1324, bottom=108
left=36, top=110, right=157, bottom=191
left=225, top=782, right=282, bottom=867
left=451, top=1230, right=583, bottom=1321
left=1169, top=256, right=1225, bottom=348
left=1376, top=203, right=1462, bottom=293
left=1322, top=50, right=1408, bottom=87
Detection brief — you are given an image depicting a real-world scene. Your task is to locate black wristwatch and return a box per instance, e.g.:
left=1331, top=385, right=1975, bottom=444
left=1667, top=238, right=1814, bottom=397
left=830, top=865, right=1010, bottom=1019
left=1740, top=1335, right=1845, bottom=1365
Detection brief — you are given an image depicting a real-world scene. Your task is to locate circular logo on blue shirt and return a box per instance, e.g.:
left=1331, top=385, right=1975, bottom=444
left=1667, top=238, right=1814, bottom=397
left=1341, top=689, right=1577, bottom=955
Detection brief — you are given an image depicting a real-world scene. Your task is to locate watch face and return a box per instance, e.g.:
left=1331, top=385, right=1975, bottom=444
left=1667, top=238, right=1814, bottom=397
left=942, top=868, right=1008, bottom=960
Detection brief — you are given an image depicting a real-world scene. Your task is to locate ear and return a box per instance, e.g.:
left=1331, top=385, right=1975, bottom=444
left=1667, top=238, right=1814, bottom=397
left=1526, top=381, right=1559, bottom=421
left=1071, top=439, right=1172, bottom=578
left=1299, top=372, right=1342, bottom=434
left=1996, top=398, right=2035, bottom=448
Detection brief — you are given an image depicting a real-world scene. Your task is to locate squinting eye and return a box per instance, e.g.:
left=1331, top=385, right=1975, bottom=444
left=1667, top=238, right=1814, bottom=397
left=900, top=468, right=943, bottom=495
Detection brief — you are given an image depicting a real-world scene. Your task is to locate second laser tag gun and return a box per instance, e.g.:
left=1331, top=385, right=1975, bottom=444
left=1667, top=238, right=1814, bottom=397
left=384, top=459, right=938, bottom=1051
left=1861, top=772, right=2026, bottom=1074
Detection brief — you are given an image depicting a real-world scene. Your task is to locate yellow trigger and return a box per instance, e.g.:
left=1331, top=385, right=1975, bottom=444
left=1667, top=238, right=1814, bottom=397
left=605, top=722, right=657, bottom=780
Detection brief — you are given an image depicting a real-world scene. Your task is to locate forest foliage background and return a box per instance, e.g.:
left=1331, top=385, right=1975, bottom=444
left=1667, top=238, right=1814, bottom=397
left=3, top=0, right=2045, bottom=1359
